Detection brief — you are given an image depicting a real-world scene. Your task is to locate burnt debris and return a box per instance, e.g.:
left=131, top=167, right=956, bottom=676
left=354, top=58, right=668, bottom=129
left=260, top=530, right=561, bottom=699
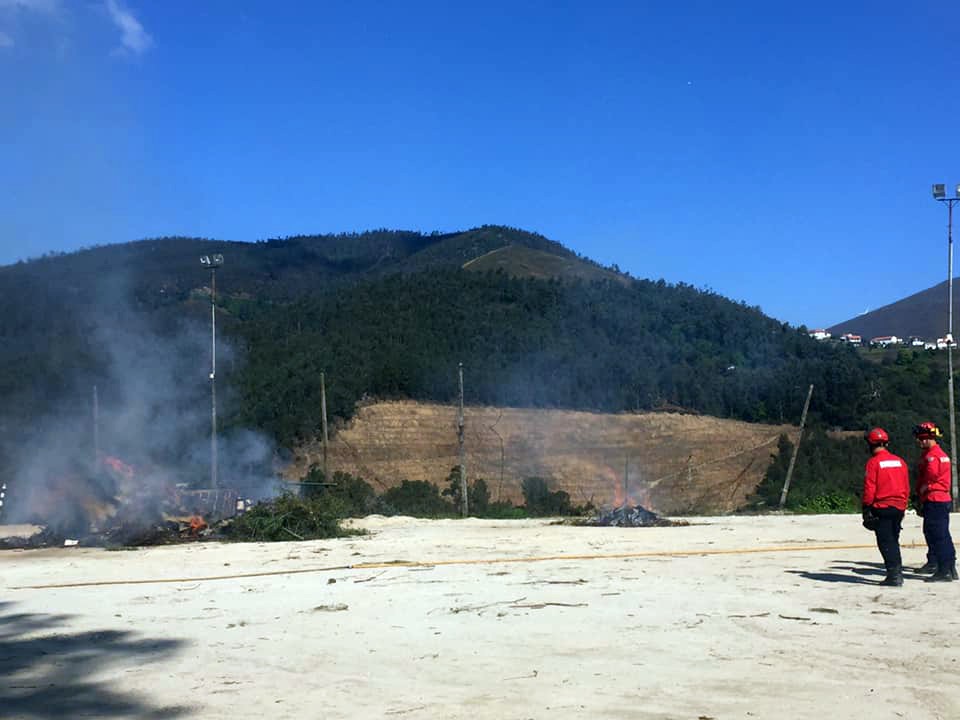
left=591, top=504, right=681, bottom=527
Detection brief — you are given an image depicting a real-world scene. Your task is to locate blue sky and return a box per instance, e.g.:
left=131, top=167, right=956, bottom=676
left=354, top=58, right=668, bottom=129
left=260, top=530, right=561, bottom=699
left=2, top=1, right=959, bottom=328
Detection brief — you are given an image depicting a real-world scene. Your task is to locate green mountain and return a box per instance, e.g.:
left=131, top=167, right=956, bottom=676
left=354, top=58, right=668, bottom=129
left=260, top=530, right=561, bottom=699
left=0, top=224, right=950, bottom=515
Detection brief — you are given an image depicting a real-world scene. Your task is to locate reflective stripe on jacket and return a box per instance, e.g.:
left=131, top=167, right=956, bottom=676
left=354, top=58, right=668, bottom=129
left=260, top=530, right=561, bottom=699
left=863, top=449, right=909, bottom=510
left=917, top=443, right=952, bottom=503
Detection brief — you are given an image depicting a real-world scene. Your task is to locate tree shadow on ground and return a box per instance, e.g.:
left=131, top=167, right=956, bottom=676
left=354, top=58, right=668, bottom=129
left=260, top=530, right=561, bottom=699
left=0, top=601, right=190, bottom=719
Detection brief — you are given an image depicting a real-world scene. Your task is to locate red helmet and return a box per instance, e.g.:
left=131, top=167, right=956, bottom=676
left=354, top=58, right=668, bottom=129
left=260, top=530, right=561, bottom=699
left=913, top=422, right=943, bottom=440
left=865, top=427, right=889, bottom=446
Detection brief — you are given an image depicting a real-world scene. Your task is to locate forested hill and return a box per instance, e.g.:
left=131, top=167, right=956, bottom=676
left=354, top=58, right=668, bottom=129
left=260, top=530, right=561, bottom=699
left=0, top=225, right=587, bottom=304
left=233, top=270, right=880, bottom=446
left=0, top=225, right=949, bottom=505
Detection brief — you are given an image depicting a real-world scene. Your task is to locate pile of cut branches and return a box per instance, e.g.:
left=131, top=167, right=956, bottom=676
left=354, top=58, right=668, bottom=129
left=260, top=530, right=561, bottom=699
left=225, top=492, right=359, bottom=542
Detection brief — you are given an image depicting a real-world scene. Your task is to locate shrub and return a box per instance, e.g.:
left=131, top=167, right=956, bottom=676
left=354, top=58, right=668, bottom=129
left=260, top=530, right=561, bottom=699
left=225, top=492, right=358, bottom=542
left=442, top=467, right=492, bottom=515
left=303, top=466, right=382, bottom=517
left=793, top=492, right=860, bottom=514
left=521, top=476, right=589, bottom=516
left=381, top=480, right=455, bottom=517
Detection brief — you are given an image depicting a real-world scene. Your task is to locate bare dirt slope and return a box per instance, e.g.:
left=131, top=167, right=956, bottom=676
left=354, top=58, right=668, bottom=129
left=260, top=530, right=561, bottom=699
left=290, top=401, right=796, bottom=513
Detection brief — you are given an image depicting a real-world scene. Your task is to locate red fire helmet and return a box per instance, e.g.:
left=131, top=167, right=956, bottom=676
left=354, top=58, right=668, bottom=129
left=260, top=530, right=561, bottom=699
left=865, top=427, right=889, bottom=446
left=913, top=422, right=943, bottom=440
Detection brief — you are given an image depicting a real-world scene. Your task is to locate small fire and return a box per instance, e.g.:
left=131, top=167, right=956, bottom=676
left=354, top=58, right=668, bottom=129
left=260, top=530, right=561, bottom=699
left=102, top=455, right=135, bottom=483
left=187, top=515, right=207, bottom=535
left=608, top=465, right=654, bottom=510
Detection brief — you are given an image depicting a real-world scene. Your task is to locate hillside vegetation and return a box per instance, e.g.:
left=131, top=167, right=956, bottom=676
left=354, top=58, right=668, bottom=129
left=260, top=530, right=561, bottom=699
left=0, top=225, right=954, bottom=514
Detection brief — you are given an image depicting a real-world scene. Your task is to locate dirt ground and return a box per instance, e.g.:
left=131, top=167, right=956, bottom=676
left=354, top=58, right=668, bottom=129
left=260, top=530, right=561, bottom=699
left=2, top=514, right=958, bottom=720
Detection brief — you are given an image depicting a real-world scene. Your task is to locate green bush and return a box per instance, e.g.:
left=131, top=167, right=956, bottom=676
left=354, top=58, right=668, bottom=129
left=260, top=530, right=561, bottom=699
left=381, top=480, right=455, bottom=517
left=481, top=501, right=529, bottom=519
left=520, top=476, right=589, bottom=516
left=793, top=492, right=860, bottom=514
left=226, top=492, right=358, bottom=542
left=303, top=466, right=383, bottom=517
left=750, top=430, right=864, bottom=512
left=442, top=468, right=492, bottom=515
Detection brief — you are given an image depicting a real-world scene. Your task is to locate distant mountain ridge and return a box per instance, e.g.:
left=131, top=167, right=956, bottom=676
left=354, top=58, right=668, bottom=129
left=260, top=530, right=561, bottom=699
left=0, top=225, right=616, bottom=306
left=827, top=279, right=958, bottom=341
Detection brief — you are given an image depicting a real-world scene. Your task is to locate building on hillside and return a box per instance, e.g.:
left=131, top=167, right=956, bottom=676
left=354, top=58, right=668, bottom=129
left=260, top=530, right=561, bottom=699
left=909, top=336, right=926, bottom=347
left=936, top=336, right=958, bottom=349
left=925, top=342, right=938, bottom=350
left=839, top=333, right=862, bottom=346
left=808, top=329, right=831, bottom=341
left=870, top=335, right=901, bottom=347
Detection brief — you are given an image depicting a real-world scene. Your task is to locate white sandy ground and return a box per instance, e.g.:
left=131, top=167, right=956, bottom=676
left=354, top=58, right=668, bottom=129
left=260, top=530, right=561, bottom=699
left=1, top=514, right=959, bottom=720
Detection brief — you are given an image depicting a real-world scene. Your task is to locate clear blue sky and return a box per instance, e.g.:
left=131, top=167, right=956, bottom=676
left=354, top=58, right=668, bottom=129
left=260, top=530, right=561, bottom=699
left=2, top=1, right=959, bottom=328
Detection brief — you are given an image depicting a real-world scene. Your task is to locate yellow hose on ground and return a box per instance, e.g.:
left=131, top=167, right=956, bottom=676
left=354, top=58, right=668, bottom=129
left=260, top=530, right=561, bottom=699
left=7, top=541, right=929, bottom=590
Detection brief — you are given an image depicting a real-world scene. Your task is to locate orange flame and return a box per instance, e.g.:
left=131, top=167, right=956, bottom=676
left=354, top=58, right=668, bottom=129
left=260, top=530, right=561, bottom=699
left=188, top=515, right=207, bottom=535
left=102, top=456, right=135, bottom=482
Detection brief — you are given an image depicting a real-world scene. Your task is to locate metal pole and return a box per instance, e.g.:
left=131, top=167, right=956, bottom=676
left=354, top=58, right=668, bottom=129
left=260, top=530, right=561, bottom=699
left=211, top=268, right=219, bottom=488
left=947, top=200, right=959, bottom=511
left=458, top=363, right=468, bottom=517
left=778, top=384, right=814, bottom=509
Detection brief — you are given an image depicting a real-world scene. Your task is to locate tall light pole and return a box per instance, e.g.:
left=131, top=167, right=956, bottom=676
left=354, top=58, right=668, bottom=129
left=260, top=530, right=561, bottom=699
left=201, top=253, right=224, bottom=488
left=933, top=184, right=959, bottom=510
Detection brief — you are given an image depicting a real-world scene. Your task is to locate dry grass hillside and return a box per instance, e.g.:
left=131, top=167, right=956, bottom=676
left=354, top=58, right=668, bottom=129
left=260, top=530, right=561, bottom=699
left=288, top=401, right=797, bottom=514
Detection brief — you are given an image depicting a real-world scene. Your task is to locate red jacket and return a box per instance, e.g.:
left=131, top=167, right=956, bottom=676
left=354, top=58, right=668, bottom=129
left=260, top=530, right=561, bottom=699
left=863, top=449, right=909, bottom=510
left=917, top=443, right=952, bottom=503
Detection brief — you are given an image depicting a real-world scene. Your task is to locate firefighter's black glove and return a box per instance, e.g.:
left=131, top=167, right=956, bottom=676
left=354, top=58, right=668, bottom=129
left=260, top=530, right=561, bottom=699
left=862, top=506, right=879, bottom=531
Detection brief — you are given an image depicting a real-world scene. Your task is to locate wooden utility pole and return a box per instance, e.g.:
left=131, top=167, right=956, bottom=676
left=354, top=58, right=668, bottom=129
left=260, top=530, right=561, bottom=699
left=488, top=411, right=505, bottom=503
left=320, top=371, right=329, bottom=479
left=457, top=363, right=468, bottom=517
left=778, top=384, right=814, bottom=509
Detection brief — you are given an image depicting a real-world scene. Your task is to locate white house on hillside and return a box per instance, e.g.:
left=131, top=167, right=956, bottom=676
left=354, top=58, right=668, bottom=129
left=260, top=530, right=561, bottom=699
left=870, top=335, right=901, bottom=347
left=839, top=333, right=861, bottom=346
left=808, top=329, right=831, bottom=341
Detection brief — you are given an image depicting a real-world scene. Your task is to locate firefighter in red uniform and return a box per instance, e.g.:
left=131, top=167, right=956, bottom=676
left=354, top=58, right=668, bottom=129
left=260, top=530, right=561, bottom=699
left=913, top=422, right=957, bottom=582
left=862, top=428, right=910, bottom=586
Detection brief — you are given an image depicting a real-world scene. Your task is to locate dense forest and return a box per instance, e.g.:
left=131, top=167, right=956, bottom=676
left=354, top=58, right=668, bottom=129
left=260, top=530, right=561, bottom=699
left=0, top=226, right=954, bottom=513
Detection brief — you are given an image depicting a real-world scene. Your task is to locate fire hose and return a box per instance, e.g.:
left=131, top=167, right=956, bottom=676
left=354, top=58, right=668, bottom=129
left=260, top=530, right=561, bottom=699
left=7, top=540, right=929, bottom=590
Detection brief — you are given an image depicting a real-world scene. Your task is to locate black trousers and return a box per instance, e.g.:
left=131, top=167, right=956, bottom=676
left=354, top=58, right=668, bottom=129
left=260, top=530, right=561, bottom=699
left=922, top=501, right=956, bottom=567
left=873, top=506, right=904, bottom=573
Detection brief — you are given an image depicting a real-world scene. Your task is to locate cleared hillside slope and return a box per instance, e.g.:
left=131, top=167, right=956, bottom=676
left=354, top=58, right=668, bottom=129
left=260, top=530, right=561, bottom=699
left=288, top=401, right=796, bottom=514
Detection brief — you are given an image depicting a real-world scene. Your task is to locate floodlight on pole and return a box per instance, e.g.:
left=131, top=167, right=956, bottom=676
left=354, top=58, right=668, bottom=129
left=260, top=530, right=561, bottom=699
left=932, top=186, right=959, bottom=510
left=200, top=254, right=224, bottom=488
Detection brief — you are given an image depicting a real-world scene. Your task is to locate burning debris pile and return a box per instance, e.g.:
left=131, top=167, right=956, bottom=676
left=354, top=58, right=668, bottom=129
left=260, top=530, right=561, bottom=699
left=2, top=454, right=248, bottom=548
left=591, top=504, right=683, bottom=528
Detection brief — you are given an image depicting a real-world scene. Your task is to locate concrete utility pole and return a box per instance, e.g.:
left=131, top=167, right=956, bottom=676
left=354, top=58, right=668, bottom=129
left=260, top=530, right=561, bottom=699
left=778, top=384, right=814, bottom=510
left=201, top=253, right=224, bottom=488
left=458, top=363, right=468, bottom=517
left=320, top=371, right=329, bottom=479
left=932, top=184, right=960, bottom=510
